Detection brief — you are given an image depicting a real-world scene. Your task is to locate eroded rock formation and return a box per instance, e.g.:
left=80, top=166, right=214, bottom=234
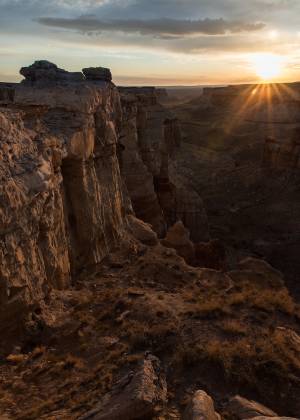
left=0, top=61, right=211, bottom=338
left=119, top=86, right=209, bottom=242
left=119, top=91, right=166, bottom=235
left=0, top=61, right=129, bottom=333
left=161, top=221, right=195, bottom=264
left=184, top=390, right=221, bottom=420
left=79, top=354, right=167, bottom=420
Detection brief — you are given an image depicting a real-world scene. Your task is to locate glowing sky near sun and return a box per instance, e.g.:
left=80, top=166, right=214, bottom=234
left=1, top=0, right=300, bottom=85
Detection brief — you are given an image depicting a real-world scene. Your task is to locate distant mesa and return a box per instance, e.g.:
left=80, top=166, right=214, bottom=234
left=19, top=60, right=113, bottom=85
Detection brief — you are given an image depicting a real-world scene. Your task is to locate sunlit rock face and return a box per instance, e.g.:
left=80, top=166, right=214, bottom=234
left=0, top=61, right=129, bottom=331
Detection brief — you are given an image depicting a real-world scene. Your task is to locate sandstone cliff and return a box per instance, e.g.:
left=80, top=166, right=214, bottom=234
left=119, top=86, right=209, bottom=241
left=0, top=61, right=129, bottom=334
left=0, top=61, right=209, bottom=336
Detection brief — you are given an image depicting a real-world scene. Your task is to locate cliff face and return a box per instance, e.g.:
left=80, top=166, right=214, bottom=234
left=119, top=87, right=208, bottom=242
left=0, top=62, right=210, bottom=333
left=0, top=62, right=129, bottom=331
left=119, top=90, right=166, bottom=236
left=119, top=87, right=182, bottom=237
left=258, top=101, right=300, bottom=171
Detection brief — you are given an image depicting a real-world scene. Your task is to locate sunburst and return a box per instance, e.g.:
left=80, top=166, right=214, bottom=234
left=249, top=54, right=284, bottom=81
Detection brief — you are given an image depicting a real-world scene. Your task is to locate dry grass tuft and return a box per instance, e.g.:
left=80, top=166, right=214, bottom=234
left=250, top=289, right=295, bottom=314
left=63, top=354, right=85, bottom=370
left=219, top=319, right=247, bottom=336
left=193, top=280, right=295, bottom=320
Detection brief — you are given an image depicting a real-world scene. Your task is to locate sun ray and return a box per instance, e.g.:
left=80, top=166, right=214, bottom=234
left=278, top=82, right=299, bottom=100
left=225, top=84, right=259, bottom=133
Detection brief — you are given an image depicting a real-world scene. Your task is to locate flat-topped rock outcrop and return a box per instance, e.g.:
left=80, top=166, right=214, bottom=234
left=20, top=60, right=84, bottom=85
left=19, top=60, right=113, bottom=86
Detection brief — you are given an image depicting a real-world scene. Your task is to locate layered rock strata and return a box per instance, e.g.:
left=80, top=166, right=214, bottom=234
left=0, top=61, right=129, bottom=329
left=0, top=61, right=209, bottom=331
left=119, top=86, right=208, bottom=241
left=119, top=91, right=166, bottom=235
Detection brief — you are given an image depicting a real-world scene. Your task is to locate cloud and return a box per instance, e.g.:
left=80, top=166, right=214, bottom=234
left=36, top=16, right=265, bottom=37
left=1, top=0, right=300, bottom=85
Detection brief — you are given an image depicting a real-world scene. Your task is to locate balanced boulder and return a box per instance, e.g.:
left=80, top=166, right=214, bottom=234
left=184, top=390, right=221, bottom=420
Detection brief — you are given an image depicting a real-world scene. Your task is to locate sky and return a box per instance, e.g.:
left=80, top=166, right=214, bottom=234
left=1, top=0, right=300, bottom=85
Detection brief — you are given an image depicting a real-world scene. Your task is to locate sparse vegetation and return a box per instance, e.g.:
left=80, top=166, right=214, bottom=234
left=219, top=319, right=247, bottom=335
left=1, top=244, right=300, bottom=418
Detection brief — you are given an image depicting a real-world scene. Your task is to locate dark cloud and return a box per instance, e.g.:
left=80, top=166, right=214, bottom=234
left=36, top=16, right=265, bottom=37
left=68, top=30, right=280, bottom=55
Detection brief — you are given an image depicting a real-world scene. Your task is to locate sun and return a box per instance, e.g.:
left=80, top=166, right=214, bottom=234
left=249, top=54, right=284, bottom=81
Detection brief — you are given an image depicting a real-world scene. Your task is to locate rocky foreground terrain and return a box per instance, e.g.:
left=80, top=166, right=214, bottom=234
left=0, top=63, right=300, bottom=419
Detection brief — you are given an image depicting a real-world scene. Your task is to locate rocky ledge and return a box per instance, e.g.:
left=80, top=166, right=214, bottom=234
left=19, top=60, right=112, bottom=85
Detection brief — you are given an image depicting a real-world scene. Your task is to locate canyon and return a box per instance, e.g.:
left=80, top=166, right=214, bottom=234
left=0, top=62, right=300, bottom=419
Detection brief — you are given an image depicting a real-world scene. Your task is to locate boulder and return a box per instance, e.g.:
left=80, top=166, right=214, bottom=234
left=249, top=417, right=298, bottom=420
left=171, top=188, right=210, bottom=243
left=79, top=354, right=167, bottom=420
left=161, top=221, right=195, bottom=264
left=184, top=390, right=221, bottom=420
left=82, top=67, right=112, bottom=82
left=127, top=215, right=158, bottom=246
left=227, top=395, right=277, bottom=419
left=275, top=327, right=300, bottom=361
